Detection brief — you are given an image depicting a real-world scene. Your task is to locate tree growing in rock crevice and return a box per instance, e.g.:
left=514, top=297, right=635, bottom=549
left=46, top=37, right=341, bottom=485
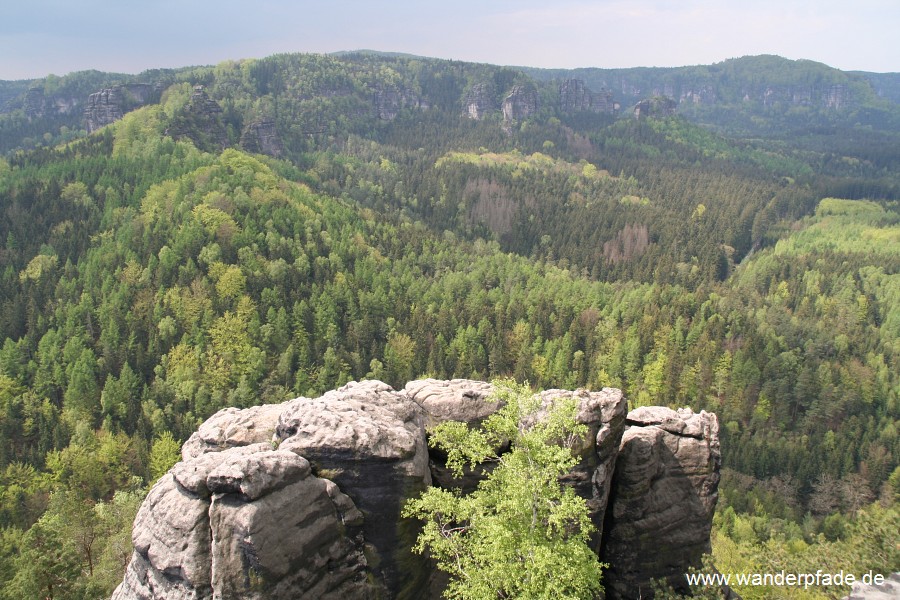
left=403, top=379, right=604, bottom=599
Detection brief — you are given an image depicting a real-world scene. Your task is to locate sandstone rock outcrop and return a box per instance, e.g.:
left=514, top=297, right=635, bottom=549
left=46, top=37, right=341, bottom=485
left=239, top=119, right=284, bottom=157
left=539, top=387, right=627, bottom=551
left=274, top=380, right=431, bottom=598
left=463, top=82, right=498, bottom=120
left=112, top=442, right=370, bottom=600
left=403, top=379, right=627, bottom=548
left=84, top=84, right=156, bottom=132
left=559, top=79, right=617, bottom=114
left=843, top=573, right=900, bottom=600
left=601, top=406, right=721, bottom=599
left=633, top=96, right=677, bottom=119
left=501, top=84, right=538, bottom=123
left=372, top=84, right=426, bottom=121
left=165, top=86, right=229, bottom=151
left=115, top=380, right=719, bottom=600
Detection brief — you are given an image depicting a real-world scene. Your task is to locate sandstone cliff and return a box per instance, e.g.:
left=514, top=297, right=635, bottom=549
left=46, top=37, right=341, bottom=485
left=501, top=84, right=539, bottom=123
left=113, top=380, right=719, bottom=600
left=601, top=406, right=721, bottom=599
left=559, top=79, right=617, bottom=114
left=463, top=82, right=498, bottom=120
left=84, top=84, right=156, bottom=132
left=164, top=86, right=229, bottom=152
left=633, top=96, right=678, bottom=119
left=239, top=119, right=284, bottom=157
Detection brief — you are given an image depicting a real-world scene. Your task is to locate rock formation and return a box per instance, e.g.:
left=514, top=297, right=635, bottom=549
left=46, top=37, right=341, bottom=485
left=165, top=86, right=229, bottom=151
left=274, top=381, right=431, bottom=598
left=239, top=119, right=284, bottom=157
left=114, top=380, right=719, bottom=600
left=372, top=85, right=426, bottom=121
left=23, top=88, right=47, bottom=119
left=633, top=96, right=677, bottom=119
left=559, top=79, right=617, bottom=114
left=501, top=84, right=538, bottom=123
left=463, top=82, right=498, bottom=120
left=83, top=84, right=156, bottom=132
left=601, top=406, right=721, bottom=599
left=843, top=573, right=900, bottom=600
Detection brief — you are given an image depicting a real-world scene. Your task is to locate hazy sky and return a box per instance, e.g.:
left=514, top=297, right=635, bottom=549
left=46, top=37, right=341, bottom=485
left=2, top=0, right=898, bottom=80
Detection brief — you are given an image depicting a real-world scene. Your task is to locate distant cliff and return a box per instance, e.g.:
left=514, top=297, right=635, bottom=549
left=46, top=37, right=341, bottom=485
left=3, top=53, right=899, bottom=156
left=113, top=379, right=720, bottom=600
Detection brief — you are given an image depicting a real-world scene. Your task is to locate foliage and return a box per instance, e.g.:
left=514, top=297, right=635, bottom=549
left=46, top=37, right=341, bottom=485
left=403, top=379, right=604, bottom=599
left=0, top=51, right=898, bottom=596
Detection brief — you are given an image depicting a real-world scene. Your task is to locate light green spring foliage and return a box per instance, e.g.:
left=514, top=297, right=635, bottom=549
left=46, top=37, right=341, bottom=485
left=149, top=431, right=182, bottom=481
left=403, top=379, right=604, bottom=600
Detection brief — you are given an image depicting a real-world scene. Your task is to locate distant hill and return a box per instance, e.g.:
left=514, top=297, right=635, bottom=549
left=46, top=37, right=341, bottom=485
left=521, top=55, right=900, bottom=134
left=3, top=53, right=899, bottom=155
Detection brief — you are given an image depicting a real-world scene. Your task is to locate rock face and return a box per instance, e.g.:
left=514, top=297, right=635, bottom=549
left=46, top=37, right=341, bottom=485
left=275, top=380, right=431, bottom=598
left=115, top=381, right=719, bottom=600
left=843, top=573, right=900, bottom=600
left=559, top=79, right=617, bottom=114
left=539, top=387, right=627, bottom=551
left=633, top=96, right=677, bottom=119
left=601, top=406, right=721, bottom=599
left=501, top=84, right=539, bottom=123
left=165, top=86, right=229, bottom=151
left=372, top=85, right=426, bottom=121
left=112, top=443, right=370, bottom=600
left=463, top=82, right=498, bottom=120
left=239, top=119, right=284, bottom=157
left=84, top=84, right=155, bottom=132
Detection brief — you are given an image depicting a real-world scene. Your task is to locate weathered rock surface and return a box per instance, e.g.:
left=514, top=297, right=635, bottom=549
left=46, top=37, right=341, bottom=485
left=463, top=82, right=498, bottom=120
left=84, top=88, right=124, bottom=133
left=559, top=79, right=617, bottom=114
left=633, top=96, right=678, bottom=119
left=165, top=86, right=229, bottom=151
left=84, top=84, right=156, bottom=132
left=539, top=387, right=627, bottom=551
left=182, top=404, right=283, bottom=460
left=405, top=378, right=497, bottom=428
left=116, top=381, right=718, bottom=600
left=404, top=378, right=500, bottom=494
left=601, top=406, right=721, bottom=599
left=275, top=380, right=431, bottom=598
left=239, top=119, right=284, bottom=157
left=113, top=440, right=370, bottom=600
left=502, top=84, right=539, bottom=123
left=843, top=573, right=900, bottom=600
left=372, top=84, right=426, bottom=120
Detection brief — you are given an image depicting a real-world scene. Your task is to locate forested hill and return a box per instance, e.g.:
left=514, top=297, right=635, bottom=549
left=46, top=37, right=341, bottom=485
left=521, top=55, right=900, bottom=133
left=4, top=53, right=900, bottom=153
left=0, top=51, right=897, bottom=598
left=4, top=52, right=899, bottom=287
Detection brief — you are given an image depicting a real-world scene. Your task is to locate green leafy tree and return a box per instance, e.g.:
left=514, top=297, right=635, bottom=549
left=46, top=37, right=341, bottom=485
left=149, top=431, right=182, bottom=482
left=403, top=379, right=604, bottom=599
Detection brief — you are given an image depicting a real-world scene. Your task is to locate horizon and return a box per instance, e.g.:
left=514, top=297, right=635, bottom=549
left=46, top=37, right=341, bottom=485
left=2, top=49, right=897, bottom=84
left=2, top=1, right=898, bottom=81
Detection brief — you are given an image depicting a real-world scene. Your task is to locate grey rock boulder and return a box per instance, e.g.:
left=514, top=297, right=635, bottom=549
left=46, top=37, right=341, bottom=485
left=601, top=407, right=721, bottom=599
left=502, top=84, right=539, bottom=123
left=275, top=380, right=432, bottom=599
left=844, top=573, right=900, bottom=600
left=113, top=435, right=372, bottom=600
left=181, top=404, right=283, bottom=460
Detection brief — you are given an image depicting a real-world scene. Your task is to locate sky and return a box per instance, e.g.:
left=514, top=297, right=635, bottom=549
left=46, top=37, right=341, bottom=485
left=2, top=0, right=898, bottom=80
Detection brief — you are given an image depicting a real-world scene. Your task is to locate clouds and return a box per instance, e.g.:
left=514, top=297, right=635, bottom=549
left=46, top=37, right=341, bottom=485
left=1, top=0, right=896, bottom=79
